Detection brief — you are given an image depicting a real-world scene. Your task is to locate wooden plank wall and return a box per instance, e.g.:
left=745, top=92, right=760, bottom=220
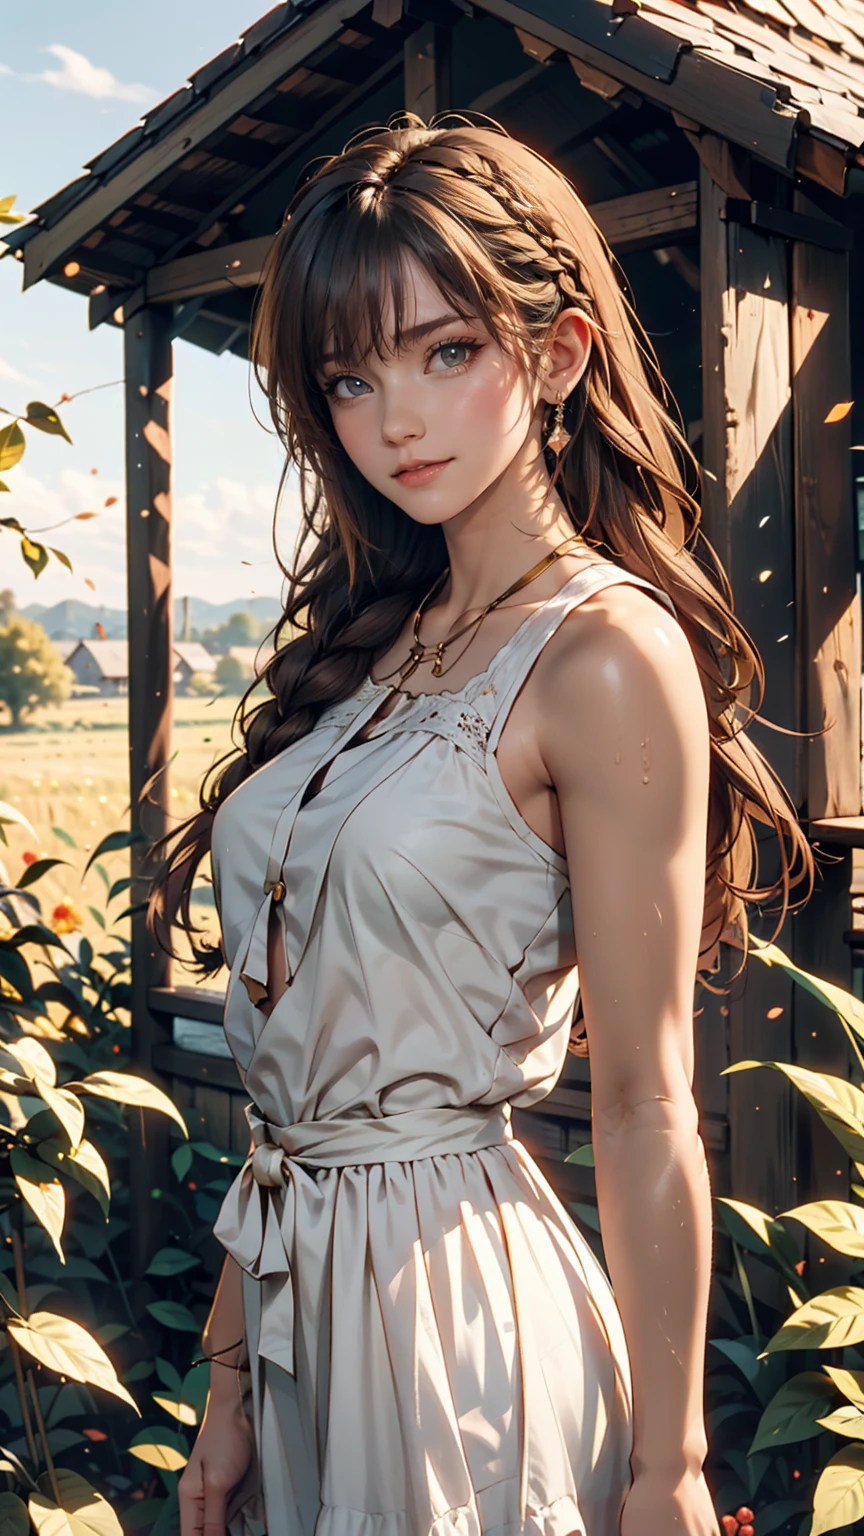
left=123, top=307, right=176, bottom=1295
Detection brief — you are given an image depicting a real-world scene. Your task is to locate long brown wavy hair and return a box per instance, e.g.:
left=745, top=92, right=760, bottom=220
left=148, top=114, right=814, bottom=1036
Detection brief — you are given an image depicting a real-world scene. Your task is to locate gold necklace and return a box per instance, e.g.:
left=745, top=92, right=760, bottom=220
left=377, top=534, right=587, bottom=693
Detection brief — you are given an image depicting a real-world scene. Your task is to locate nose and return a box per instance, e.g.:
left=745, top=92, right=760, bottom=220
left=379, top=388, right=425, bottom=448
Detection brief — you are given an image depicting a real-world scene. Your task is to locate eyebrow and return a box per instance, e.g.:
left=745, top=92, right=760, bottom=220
left=321, top=312, right=466, bottom=367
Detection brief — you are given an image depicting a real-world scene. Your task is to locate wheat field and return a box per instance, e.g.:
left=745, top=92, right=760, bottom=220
left=0, top=694, right=237, bottom=981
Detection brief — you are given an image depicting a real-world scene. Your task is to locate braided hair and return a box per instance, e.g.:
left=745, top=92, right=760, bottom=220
left=148, top=115, right=813, bottom=1020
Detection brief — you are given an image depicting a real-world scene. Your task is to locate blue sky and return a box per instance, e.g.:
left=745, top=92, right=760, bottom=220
left=0, top=2, right=296, bottom=611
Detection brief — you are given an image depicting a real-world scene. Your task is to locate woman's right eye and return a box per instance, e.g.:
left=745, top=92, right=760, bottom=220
left=329, top=375, right=371, bottom=400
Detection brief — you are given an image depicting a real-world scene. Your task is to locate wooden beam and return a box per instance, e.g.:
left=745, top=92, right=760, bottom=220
left=791, top=190, right=861, bottom=821
left=21, top=0, right=375, bottom=289
left=404, top=22, right=451, bottom=119
left=592, top=180, right=696, bottom=250
left=123, top=307, right=175, bottom=1295
left=810, top=817, right=864, bottom=847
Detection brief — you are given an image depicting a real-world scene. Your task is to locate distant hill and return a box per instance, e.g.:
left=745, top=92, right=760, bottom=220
left=19, top=595, right=283, bottom=641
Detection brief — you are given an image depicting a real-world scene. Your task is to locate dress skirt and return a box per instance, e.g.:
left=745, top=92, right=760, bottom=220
left=224, top=1138, right=633, bottom=1536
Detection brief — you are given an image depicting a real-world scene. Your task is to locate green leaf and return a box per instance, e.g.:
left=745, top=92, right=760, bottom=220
left=0, top=1491, right=30, bottom=1536
left=20, top=536, right=48, bottom=578
left=811, top=1445, right=864, bottom=1536
left=145, top=1300, right=200, bottom=1333
left=187, top=1139, right=246, bottom=1167
left=749, top=1370, right=838, bottom=1454
left=723, top=1060, right=864, bottom=1167
left=88, top=906, right=106, bottom=931
left=83, top=827, right=147, bottom=877
left=171, top=1144, right=193, bottom=1181
left=107, top=876, right=135, bottom=904
left=48, top=546, right=73, bottom=572
left=564, top=1141, right=595, bottom=1167
left=9, top=1149, right=65, bottom=1261
left=749, top=937, right=864, bottom=1048
left=760, top=1286, right=864, bottom=1357
left=17, top=856, right=71, bottom=889
left=155, top=1357, right=183, bottom=1393
left=6, top=1320, right=137, bottom=1413
left=0, top=422, right=25, bottom=473
left=29, top=1467, right=125, bottom=1536
left=25, top=402, right=72, bottom=444
left=0, top=514, right=23, bottom=529
left=779, top=1200, right=864, bottom=1259
left=65, top=1070, right=190, bottom=1138
left=145, top=1248, right=199, bottom=1277
left=52, top=826, right=78, bottom=848
left=0, top=947, right=34, bottom=997
left=715, top=1196, right=802, bottom=1274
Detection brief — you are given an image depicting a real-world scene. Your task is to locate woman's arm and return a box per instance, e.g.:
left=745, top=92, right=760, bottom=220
left=202, top=1131, right=255, bottom=1413
left=536, top=583, right=714, bottom=1484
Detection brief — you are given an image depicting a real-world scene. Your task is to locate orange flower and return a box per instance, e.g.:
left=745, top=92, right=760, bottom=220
left=52, top=900, right=83, bottom=935
left=21, top=851, right=38, bottom=866
left=82, top=1428, right=108, bottom=1442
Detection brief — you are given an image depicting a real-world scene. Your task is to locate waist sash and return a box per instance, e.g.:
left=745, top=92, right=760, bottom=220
left=212, top=1102, right=513, bottom=1376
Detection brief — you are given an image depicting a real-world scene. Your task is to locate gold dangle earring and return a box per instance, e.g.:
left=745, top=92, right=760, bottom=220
left=546, top=389, right=571, bottom=456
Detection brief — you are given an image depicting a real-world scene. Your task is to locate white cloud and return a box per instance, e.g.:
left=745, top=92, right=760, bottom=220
left=0, top=359, right=32, bottom=385
left=36, top=45, right=155, bottom=105
left=0, top=65, right=12, bottom=77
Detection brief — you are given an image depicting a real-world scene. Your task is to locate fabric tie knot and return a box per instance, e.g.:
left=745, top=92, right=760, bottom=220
left=251, top=1143, right=287, bottom=1187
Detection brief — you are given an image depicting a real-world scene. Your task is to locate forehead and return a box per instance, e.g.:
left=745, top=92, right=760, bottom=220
left=321, top=253, right=465, bottom=364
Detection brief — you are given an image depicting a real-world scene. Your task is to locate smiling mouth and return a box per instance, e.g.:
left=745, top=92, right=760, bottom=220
left=393, top=458, right=452, bottom=478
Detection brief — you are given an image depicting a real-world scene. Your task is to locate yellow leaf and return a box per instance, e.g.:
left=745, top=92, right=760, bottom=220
left=36, top=1083, right=85, bottom=1152
left=66, top=1071, right=189, bottom=1138
left=778, top=1200, right=864, bottom=1258
left=8, top=1313, right=139, bottom=1415
left=128, top=1441, right=188, bottom=1471
left=818, top=1404, right=864, bottom=1439
left=10, top=1150, right=65, bottom=1262
left=825, top=1366, right=864, bottom=1408
left=4, top=1038, right=56, bottom=1087
left=760, top=1286, right=864, bottom=1357
left=152, top=1393, right=198, bottom=1425
left=28, top=1468, right=124, bottom=1536
left=825, top=401, right=854, bottom=424
left=37, top=1136, right=110, bottom=1218
left=811, top=1446, right=864, bottom=1536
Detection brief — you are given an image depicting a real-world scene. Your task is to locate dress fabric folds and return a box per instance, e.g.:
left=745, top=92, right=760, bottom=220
left=210, top=559, right=677, bottom=1536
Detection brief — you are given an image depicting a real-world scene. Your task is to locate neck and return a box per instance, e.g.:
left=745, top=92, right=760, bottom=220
left=435, top=427, right=581, bottom=619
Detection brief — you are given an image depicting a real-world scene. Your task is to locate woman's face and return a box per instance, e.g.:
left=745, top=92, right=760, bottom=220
left=317, top=256, right=542, bottom=529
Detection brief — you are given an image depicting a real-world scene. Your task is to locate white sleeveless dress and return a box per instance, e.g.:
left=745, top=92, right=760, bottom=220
left=210, top=559, right=677, bottom=1536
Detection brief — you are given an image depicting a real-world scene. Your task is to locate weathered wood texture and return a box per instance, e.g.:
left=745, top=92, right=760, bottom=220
left=699, top=161, right=800, bottom=1302
left=592, top=179, right=697, bottom=251
left=123, top=307, right=175, bottom=1293
left=791, top=190, right=861, bottom=821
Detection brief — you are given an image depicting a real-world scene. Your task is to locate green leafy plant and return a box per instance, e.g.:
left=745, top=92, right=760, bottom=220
left=0, top=800, right=244, bottom=1534
left=567, top=937, right=864, bottom=1536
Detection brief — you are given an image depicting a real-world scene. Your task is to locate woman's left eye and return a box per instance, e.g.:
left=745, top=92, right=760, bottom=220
left=430, top=340, right=480, bottom=371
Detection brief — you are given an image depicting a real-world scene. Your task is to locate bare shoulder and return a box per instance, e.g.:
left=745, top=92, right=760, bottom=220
left=533, top=580, right=708, bottom=781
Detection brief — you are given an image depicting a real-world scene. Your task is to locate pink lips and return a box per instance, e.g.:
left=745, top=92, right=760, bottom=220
left=393, top=459, right=452, bottom=487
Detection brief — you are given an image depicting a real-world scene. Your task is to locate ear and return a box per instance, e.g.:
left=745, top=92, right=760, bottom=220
left=538, top=309, right=593, bottom=402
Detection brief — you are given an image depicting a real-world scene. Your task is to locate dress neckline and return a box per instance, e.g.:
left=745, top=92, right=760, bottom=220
left=365, top=557, right=612, bottom=705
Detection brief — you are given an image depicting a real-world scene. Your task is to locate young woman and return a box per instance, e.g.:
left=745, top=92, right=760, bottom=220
left=151, top=117, right=812, bottom=1536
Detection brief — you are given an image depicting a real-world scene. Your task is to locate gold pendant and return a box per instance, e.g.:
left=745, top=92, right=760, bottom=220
left=547, top=391, right=571, bottom=456
left=432, top=644, right=445, bottom=678
left=399, top=646, right=425, bottom=683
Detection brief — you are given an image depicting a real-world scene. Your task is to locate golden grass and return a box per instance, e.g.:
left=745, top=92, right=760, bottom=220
left=0, top=693, right=237, bottom=982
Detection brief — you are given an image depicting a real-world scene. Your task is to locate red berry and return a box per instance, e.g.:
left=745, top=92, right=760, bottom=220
left=721, top=1517, right=739, bottom=1536
left=740, top=1527, right=754, bottom=1536
left=736, top=1512, right=754, bottom=1526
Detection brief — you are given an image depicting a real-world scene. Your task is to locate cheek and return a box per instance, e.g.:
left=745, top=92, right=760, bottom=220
left=456, top=357, right=532, bottom=437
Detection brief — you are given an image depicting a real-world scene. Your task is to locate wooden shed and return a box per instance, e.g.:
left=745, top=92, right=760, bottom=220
left=5, top=0, right=864, bottom=1302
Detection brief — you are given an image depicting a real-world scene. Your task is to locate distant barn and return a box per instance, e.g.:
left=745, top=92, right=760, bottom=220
left=173, top=641, right=217, bottom=693
left=66, top=640, right=129, bottom=696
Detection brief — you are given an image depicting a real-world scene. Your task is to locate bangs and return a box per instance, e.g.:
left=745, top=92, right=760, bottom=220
left=297, top=194, right=515, bottom=379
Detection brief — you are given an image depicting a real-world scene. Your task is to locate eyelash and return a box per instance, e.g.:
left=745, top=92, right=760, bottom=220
left=322, top=336, right=484, bottom=401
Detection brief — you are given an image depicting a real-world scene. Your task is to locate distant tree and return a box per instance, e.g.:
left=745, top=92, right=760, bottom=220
left=215, top=653, right=252, bottom=693
left=187, top=670, right=218, bottom=696
left=0, top=589, right=14, bottom=621
left=0, top=617, right=71, bottom=728
left=203, top=611, right=262, bottom=650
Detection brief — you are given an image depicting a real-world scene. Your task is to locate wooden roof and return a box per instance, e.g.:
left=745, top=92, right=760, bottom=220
left=3, top=0, right=861, bottom=356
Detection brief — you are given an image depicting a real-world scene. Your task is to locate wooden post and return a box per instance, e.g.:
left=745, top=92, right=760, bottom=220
left=123, top=306, right=175, bottom=1294
left=789, top=190, right=859, bottom=1285
left=699, top=159, right=799, bottom=1296
left=404, top=23, right=451, bottom=120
